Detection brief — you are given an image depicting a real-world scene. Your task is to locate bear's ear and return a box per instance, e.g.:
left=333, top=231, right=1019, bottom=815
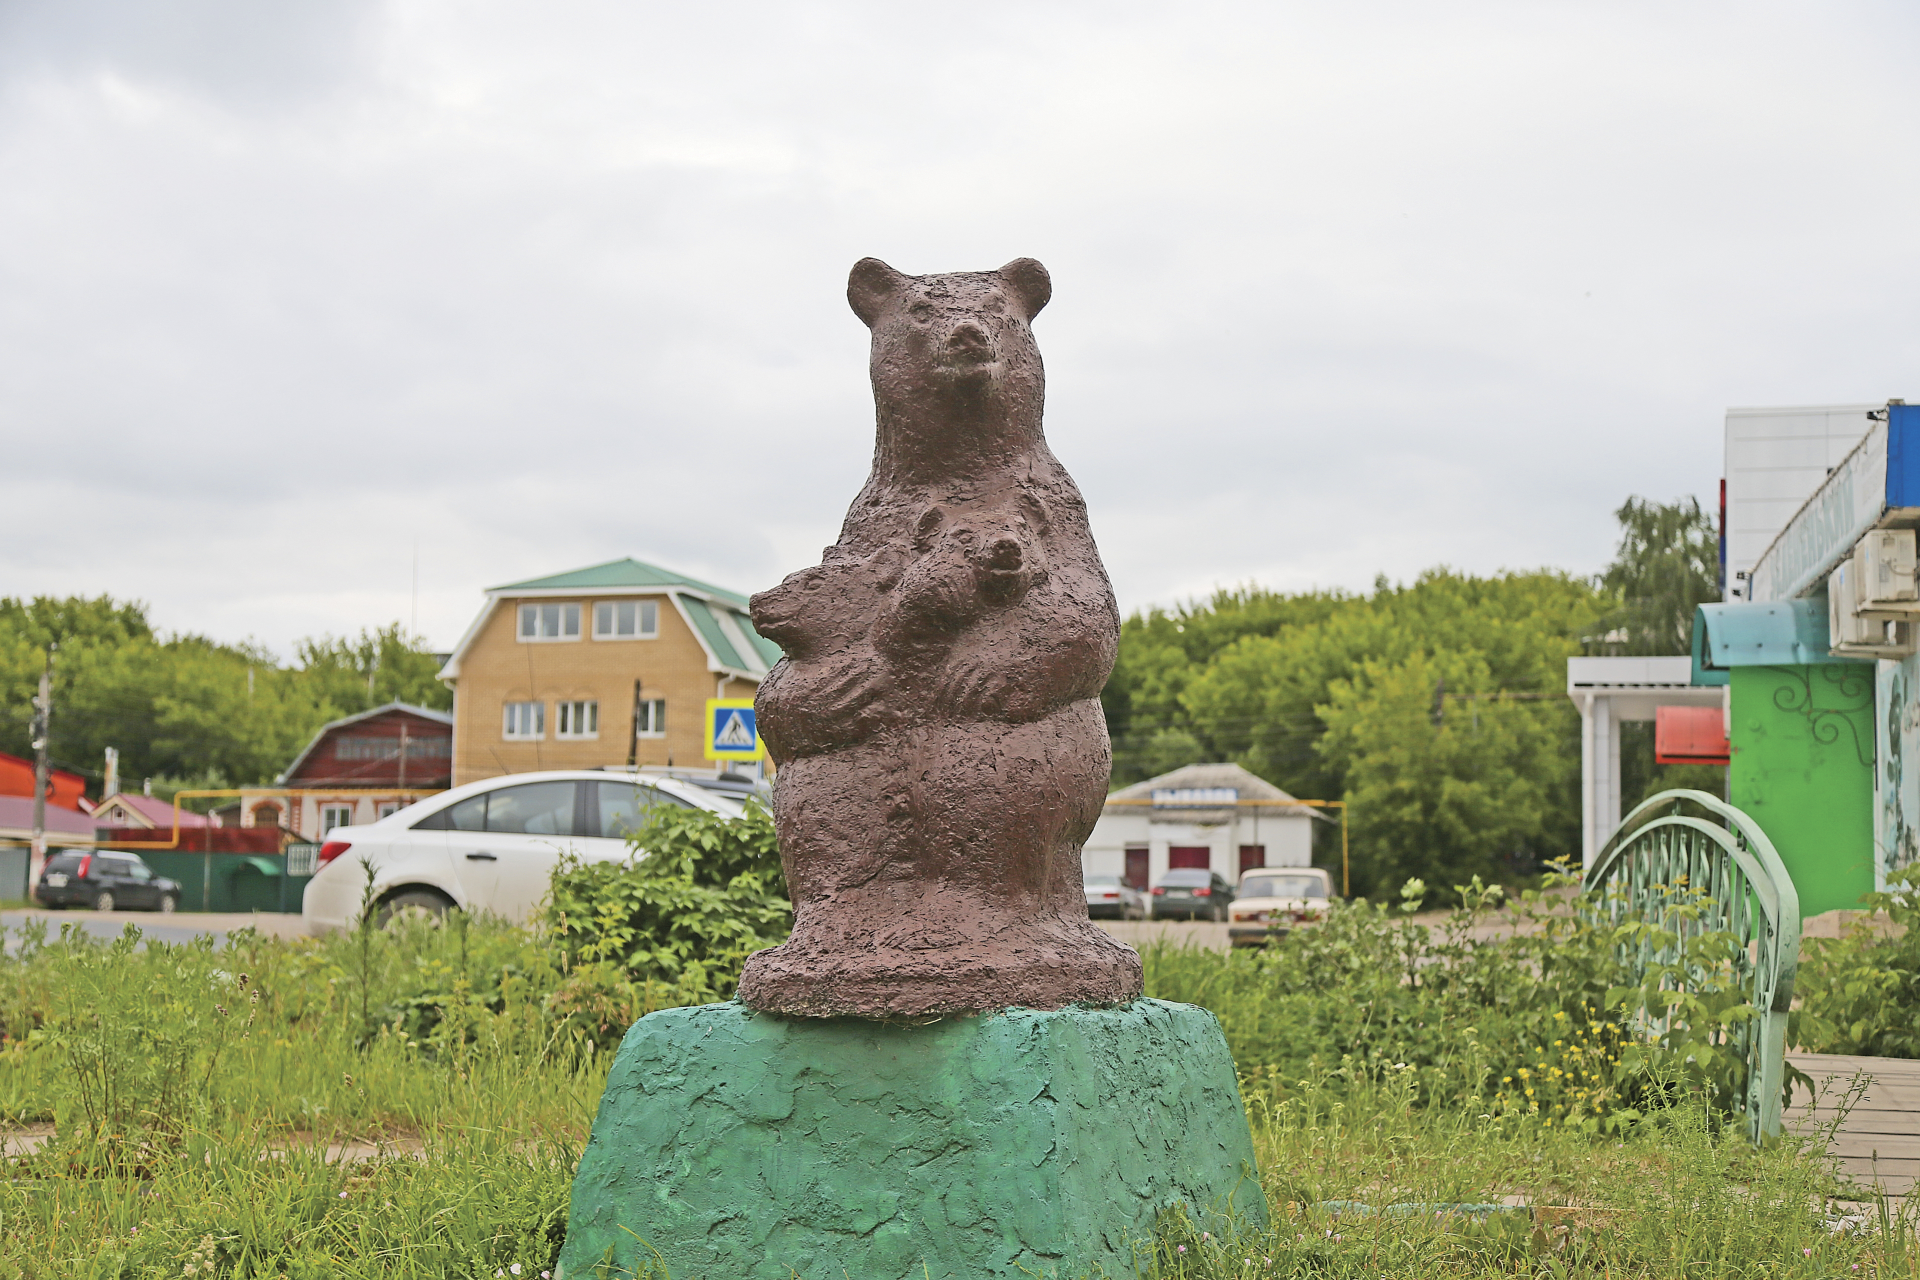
left=998, top=258, right=1051, bottom=320
left=848, top=257, right=907, bottom=328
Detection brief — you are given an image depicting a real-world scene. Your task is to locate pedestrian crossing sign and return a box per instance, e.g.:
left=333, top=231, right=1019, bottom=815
left=704, top=698, right=764, bottom=761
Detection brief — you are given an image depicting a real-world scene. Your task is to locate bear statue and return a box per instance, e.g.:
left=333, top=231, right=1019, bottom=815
left=736, top=256, right=1145, bottom=1017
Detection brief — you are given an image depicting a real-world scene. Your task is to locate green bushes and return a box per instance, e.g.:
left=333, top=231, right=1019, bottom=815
left=1794, top=865, right=1920, bottom=1057
left=1143, top=875, right=1764, bottom=1133
left=539, top=801, right=790, bottom=1046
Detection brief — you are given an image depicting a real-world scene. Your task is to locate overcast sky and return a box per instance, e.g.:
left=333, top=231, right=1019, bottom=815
left=3, top=1, right=1917, bottom=657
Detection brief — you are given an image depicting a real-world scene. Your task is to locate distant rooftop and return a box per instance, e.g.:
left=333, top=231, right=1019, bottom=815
left=492, top=558, right=750, bottom=609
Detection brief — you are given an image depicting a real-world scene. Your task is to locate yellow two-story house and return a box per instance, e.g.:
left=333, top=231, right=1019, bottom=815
left=436, top=559, right=782, bottom=786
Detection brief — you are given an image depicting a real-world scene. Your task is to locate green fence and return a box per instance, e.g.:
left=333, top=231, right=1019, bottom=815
left=1584, top=789, right=1800, bottom=1142
left=113, top=845, right=318, bottom=914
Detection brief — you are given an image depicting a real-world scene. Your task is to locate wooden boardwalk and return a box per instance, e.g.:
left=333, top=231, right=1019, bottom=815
left=1786, top=1052, right=1920, bottom=1197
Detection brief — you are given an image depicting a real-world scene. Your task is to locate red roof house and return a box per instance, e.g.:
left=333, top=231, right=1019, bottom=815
left=0, top=752, right=86, bottom=810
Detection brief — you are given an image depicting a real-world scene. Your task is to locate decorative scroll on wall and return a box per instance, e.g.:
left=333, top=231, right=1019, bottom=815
left=1769, top=663, right=1875, bottom=768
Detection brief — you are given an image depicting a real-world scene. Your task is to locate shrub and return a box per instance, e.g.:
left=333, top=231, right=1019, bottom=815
left=541, top=801, right=790, bottom=1032
left=1792, top=864, right=1920, bottom=1057
left=1144, top=873, right=1763, bottom=1132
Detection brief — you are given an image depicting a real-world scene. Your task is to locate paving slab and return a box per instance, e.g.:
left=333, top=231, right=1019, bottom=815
left=1787, top=1052, right=1920, bottom=1198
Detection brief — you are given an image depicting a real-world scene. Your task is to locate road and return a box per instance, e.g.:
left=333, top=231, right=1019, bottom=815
left=1, top=908, right=309, bottom=946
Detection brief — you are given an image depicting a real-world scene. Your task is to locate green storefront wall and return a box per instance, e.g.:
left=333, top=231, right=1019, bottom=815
left=1728, top=664, right=1876, bottom=917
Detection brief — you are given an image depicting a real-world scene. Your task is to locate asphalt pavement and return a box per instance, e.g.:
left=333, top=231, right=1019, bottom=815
left=0, top=908, right=309, bottom=947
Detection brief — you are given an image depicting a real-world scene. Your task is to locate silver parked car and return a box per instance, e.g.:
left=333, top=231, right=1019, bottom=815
left=301, top=770, right=747, bottom=932
left=1083, top=873, right=1146, bottom=920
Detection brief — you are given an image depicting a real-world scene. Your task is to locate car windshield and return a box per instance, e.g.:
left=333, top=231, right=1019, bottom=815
left=1240, top=875, right=1327, bottom=899
left=1084, top=875, right=1122, bottom=887
left=1159, top=870, right=1212, bottom=887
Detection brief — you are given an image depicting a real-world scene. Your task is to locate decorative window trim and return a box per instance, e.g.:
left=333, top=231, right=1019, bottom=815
left=518, top=602, right=582, bottom=643
left=593, top=599, right=660, bottom=640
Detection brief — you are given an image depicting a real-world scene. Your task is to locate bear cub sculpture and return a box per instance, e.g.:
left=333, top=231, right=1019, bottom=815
left=736, top=257, right=1144, bottom=1018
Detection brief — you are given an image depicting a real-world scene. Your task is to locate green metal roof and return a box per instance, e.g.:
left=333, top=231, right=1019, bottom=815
left=679, top=597, right=741, bottom=671
left=491, top=558, right=751, bottom=609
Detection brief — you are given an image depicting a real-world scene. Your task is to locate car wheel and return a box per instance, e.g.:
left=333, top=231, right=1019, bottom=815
left=158, top=894, right=178, bottom=914
left=92, top=891, right=115, bottom=912
left=374, top=888, right=453, bottom=927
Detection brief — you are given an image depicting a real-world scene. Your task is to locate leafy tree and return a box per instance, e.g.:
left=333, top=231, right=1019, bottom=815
left=1594, top=496, right=1727, bottom=808
left=0, top=597, right=451, bottom=794
left=293, top=625, right=452, bottom=716
left=1596, top=496, right=1719, bottom=656
left=1102, top=569, right=1609, bottom=895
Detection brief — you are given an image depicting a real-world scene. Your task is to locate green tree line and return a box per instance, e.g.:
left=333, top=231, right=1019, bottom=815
left=1101, top=496, right=1722, bottom=897
left=0, top=597, right=450, bottom=797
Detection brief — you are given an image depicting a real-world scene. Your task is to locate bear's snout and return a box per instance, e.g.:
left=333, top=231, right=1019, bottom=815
left=942, top=320, right=994, bottom=367
left=985, top=537, right=1023, bottom=572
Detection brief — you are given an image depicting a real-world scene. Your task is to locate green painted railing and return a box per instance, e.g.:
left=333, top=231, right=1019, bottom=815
left=1585, top=789, right=1801, bottom=1142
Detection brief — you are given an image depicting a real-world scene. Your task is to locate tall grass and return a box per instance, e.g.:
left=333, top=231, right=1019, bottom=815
left=0, top=913, right=627, bottom=1278
left=0, top=891, right=1912, bottom=1277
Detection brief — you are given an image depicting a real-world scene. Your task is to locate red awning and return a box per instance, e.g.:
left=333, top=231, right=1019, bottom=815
left=1655, top=705, right=1730, bottom=765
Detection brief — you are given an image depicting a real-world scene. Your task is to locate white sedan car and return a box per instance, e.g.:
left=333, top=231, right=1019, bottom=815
left=301, top=770, right=748, bottom=933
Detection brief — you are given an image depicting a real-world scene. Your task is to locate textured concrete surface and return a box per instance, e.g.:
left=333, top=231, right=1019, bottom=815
left=557, top=998, right=1266, bottom=1280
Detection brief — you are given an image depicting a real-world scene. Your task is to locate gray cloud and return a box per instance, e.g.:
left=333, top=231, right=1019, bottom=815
left=3, top=0, right=1919, bottom=655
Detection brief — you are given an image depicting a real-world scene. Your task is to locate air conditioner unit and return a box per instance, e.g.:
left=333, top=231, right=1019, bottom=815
left=1853, top=528, right=1920, bottom=618
left=1830, top=558, right=1918, bottom=657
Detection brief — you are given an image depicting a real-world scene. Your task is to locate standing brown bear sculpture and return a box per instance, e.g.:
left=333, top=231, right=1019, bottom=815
left=736, top=257, right=1145, bottom=1018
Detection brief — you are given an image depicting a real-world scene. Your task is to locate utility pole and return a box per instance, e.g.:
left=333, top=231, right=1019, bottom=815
left=103, top=746, right=119, bottom=799
left=29, top=644, right=55, bottom=875
left=628, top=680, right=644, bottom=767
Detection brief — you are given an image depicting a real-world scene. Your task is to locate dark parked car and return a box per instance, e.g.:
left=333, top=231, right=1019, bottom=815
left=1148, top=868, right=1235, bottom=921
left=34, top=849, right=181, bottom=912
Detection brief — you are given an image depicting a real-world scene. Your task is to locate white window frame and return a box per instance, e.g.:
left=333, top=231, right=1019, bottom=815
left=518, top=602, right=582, bottom=642
left=593, top=599, right=659, bottom=640
left=376, top=801, right=402, bottom=821
left=320, top=804, right=354, bottom=834
left=633, top=697, right=666, bottom=738
left=556, top=700, right=600, bottom=740
left=503, top=701, right=545, bottom=740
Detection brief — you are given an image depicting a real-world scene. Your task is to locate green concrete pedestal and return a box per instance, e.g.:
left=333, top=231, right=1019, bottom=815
left=556, top=998, right=1266, bottom=1280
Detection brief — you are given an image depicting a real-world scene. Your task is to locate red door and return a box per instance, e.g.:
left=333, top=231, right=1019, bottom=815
left=1239, top=844, right=1266, bottom=874
left=1168, top=846, right=1210, bottom=870
left=1124, top=846, right=1149, bottom=890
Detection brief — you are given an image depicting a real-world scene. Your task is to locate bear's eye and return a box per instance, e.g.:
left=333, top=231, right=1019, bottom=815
left=908, top=302, right=934, bottom=321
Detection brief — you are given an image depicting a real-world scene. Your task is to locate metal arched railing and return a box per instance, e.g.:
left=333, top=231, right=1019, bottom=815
left=1584, top=789, right=1801, bottom=1142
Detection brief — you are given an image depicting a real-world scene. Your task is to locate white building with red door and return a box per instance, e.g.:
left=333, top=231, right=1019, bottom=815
left=1081, top=762, right=1322, bottom=890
